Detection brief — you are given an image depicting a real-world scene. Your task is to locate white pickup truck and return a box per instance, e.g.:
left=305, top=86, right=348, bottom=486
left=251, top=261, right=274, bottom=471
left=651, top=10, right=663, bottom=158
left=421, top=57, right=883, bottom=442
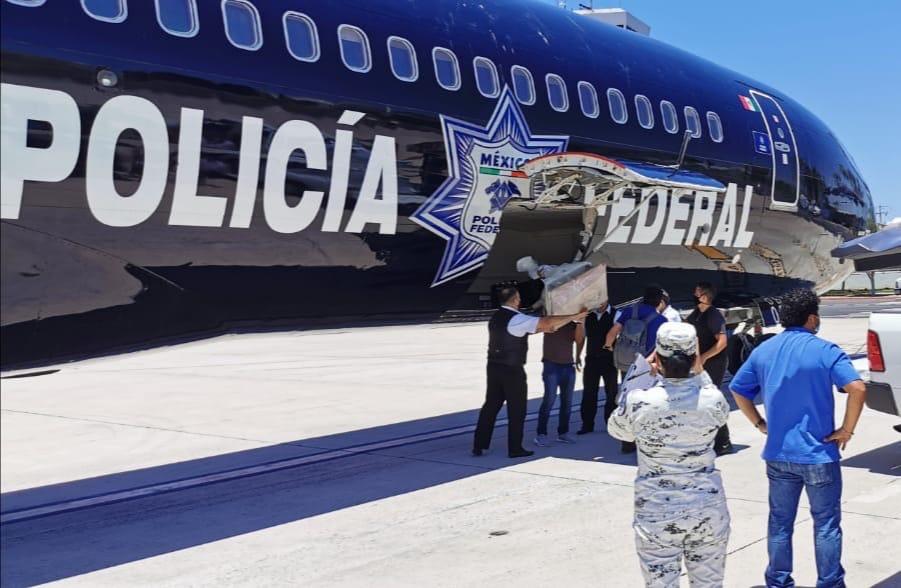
left=864, top=312, right=901, bottom=429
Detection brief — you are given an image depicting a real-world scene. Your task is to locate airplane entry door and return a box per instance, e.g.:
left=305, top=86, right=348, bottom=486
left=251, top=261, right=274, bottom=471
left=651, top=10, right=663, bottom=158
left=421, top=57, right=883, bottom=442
left=749, top=89, right=800, bottom=209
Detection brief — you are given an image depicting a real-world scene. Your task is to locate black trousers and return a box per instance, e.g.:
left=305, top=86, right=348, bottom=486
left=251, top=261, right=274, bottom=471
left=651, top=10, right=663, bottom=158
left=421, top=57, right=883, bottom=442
left=581, top=354, right=618, bottom=431
left=473, top=363, right=528, bottom=454
left=706, top=356, right=732, bottom=448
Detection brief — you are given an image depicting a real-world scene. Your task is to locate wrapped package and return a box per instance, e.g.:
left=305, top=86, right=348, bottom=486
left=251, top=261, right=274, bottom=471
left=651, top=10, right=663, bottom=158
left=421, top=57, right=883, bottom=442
left=541, top=262, right=608, bottom=316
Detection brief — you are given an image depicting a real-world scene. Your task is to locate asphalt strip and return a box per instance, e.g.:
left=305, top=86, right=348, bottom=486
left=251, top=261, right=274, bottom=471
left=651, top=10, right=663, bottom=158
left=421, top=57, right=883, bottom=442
left=0, top=403, right=577, bottom=525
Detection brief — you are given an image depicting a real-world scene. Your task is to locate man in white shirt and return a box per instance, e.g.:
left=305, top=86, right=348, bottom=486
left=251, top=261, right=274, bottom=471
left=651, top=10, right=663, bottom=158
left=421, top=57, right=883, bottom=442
left=473, top=283, right=588, bottom=458
left=608, top=322, right=731, bottom=587
left=660, top=290, right=682, bottom=323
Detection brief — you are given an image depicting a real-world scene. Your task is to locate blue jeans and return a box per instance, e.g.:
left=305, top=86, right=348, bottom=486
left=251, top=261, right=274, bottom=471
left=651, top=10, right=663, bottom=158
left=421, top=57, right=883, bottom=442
left=537, top=361, right=574, bottom=436
left=765, top=461, right=844, bottom=588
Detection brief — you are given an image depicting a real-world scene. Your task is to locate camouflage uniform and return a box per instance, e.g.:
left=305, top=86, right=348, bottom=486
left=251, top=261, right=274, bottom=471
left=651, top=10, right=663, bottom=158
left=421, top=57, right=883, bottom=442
left=608, top=371, right=731, bottom=587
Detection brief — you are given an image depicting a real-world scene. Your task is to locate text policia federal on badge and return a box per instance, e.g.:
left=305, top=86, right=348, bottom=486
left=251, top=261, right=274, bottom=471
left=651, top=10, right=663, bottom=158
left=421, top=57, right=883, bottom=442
left=0, top=84, right=398, bottom=235
left=1, top=83, right=756, bottom=250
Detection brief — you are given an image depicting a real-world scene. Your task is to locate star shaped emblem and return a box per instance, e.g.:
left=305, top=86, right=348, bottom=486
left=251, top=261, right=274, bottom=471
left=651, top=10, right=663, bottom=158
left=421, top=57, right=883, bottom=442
left=410, top=87, right=569, bottom=286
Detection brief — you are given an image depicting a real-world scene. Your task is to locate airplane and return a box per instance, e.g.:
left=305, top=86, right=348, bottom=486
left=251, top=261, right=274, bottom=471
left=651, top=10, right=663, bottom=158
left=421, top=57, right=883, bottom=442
left=0, top=0, right=875, bottom=369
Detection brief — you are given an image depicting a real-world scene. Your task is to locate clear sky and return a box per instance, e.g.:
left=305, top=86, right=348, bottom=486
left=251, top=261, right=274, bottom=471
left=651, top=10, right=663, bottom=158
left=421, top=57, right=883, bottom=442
left=545, top=0, right=901, bottom=223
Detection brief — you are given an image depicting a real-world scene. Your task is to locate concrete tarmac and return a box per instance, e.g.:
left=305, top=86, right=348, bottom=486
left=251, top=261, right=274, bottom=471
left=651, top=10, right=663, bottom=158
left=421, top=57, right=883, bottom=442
left=1, top=309, right=899, bottom=587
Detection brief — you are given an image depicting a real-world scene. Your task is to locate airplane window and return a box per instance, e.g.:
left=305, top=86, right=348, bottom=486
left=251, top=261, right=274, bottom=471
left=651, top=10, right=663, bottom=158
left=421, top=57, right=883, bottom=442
left=546, top=74, right=568, bottom=112
left=156, top=0, right=198, bottom=37
left=511, top=66, right=535, bottom=105
left=223, top=0, right=262, bottom=51
left=578, top=82, right=599, bottom=118
left=473, top=57, right=499, bottom=98
left=388, top=36, right=418, bottom=82
left=635, top=94, right=654, bottom=129
left=432, top=47, right=460, bottom=91
left=338, top=25, right=371, bottom=73
left=81, top=0, right=127, bottom=22
left=5, top=0, right=46, bottom=6
left=660, top=100, right=678, bottom=134
left=684, top=106, right=702, bottom=138
left=607, top=88, right=627, bottom=124
left=284, top=12, right=319, bottom=62
left=706, top=111, right=724, bottom=143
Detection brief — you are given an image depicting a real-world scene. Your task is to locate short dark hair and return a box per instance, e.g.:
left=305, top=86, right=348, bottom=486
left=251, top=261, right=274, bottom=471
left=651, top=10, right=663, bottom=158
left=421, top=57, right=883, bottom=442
left=778, top=288, right=819, bottom=328
left=642, top=285, right=664, bottom=307
left=659, top=352, right=694, bottom=378
left=493, top=282, right=519, bottom=306
left=696, top=281, right=717, bottom=298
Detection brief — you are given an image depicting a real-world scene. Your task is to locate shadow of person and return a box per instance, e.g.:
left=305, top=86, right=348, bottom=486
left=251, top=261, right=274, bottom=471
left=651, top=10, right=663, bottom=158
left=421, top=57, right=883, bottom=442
left=839, top=441, right=901, bottom=476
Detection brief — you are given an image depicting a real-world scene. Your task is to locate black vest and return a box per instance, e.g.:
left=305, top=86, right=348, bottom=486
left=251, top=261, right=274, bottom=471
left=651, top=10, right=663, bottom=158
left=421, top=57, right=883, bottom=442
left=487, top=308, right=529, bottom=366
left=585, top=308, right=615, bottom=359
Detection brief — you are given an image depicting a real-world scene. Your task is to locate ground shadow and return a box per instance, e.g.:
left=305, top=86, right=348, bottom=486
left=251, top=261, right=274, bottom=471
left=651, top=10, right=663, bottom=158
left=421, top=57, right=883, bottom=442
left=1, top=386, right=640, bottom=586
left=840, top=440, right=901, bottom=476
left=871, top=571, right=901, bottom=587
left=0, top=382, right=819, bottom=586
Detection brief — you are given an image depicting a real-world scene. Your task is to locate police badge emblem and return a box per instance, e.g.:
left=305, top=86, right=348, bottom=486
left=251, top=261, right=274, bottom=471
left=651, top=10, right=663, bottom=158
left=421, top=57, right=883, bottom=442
left=410, top=87, right=568, bottom=286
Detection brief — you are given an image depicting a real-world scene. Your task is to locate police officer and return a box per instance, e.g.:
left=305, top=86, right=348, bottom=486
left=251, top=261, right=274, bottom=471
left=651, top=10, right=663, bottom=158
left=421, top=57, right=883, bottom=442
left=577, top=300, right=618, bottom=434
left=473, top=283, right=588, bottom=458
left=686, top=281, right=732, bottom=455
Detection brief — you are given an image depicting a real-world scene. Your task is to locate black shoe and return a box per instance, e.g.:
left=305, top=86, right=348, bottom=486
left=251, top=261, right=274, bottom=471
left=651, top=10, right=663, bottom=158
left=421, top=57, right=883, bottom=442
left=508, top=449, right=535, bottom=458
left=472, top=448, right=484, bottom=457
left=621, top=441, right=636, bottom=454
left=714, top=443, right=734, bottom=456
left=577, top=428, right=593, bottom=435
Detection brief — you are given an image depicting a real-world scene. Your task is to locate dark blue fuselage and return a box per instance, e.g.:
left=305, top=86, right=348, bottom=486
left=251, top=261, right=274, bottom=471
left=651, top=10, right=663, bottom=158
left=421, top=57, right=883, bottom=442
left=0, top=0, right=874, bottom=368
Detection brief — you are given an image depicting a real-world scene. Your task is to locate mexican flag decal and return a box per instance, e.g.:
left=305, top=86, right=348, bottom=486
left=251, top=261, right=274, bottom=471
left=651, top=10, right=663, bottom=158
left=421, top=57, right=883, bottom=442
left=739, top=95, right=759, bottom=112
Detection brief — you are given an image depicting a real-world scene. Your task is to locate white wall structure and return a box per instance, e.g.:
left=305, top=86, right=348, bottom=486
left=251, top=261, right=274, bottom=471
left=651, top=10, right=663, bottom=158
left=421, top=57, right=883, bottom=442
left=574, top=8, right=651, bottom=36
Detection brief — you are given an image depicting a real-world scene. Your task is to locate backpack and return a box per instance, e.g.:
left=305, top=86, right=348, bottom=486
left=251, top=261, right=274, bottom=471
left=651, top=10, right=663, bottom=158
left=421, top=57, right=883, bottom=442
left=614, top=303, right=657, bottom=372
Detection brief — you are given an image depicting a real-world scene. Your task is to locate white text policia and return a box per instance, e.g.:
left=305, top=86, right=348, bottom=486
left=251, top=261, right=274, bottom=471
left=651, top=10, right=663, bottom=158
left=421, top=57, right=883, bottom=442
left=0, top=84, right=398, bottom=234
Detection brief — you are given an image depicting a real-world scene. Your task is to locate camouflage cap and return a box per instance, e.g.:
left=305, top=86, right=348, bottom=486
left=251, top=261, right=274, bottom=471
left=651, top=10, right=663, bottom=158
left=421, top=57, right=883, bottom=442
left=655, top=322, right=698, bottom=357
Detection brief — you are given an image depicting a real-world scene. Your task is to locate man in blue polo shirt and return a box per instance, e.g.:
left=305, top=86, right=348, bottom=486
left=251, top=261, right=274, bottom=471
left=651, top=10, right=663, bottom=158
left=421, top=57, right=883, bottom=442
left=603, top=285, right=668, bottom=453
left=730, top=289, right=866, bottom=588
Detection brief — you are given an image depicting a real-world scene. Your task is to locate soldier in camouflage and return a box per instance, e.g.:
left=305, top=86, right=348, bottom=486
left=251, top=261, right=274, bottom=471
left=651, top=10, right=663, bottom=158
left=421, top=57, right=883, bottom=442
left=608, top=322, right=731, bottom=587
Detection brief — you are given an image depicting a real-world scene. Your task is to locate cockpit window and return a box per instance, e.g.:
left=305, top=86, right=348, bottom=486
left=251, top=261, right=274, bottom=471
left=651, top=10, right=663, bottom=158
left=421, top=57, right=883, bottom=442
left=338, top=25, right=371, bottom=73
left=156, top=0, right=198, bottom=37
left=684, top=106, right=702, bottom=138
left=388, top=36, right=418, bottom=82
left=660, top=100, right=678, bottom=134
left=433, top=47, right=461, bottom=90
left=706, top=111, right=724, bottom=143
left=511, top=66, right=535, bottom=105
left=607, top=88, right=627, bottom=124
left=284, top=12, right=319, bottom=62
left=222, top=0, right=262, bottom=51
left=82, top=0, right=127, bottom=23
left=474, top=57, right=499, bottom=98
